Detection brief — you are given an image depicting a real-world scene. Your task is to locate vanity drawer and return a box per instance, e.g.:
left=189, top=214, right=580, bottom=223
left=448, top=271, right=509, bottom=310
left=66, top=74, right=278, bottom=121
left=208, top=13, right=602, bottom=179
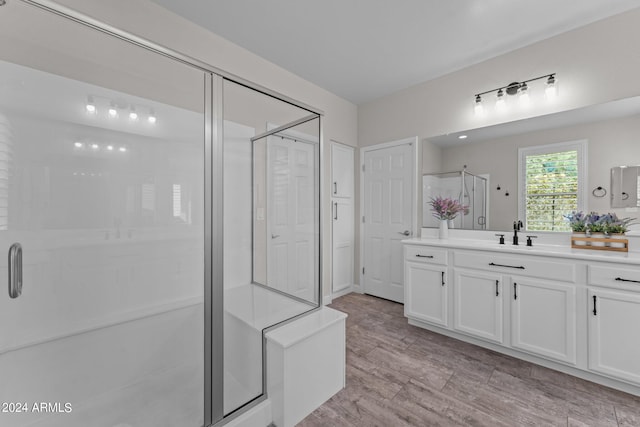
left=404, top=245, right=448, bottom=265
left=454, top=250, right=576, bottom=283
left=589, top=264, right=640, bottom=292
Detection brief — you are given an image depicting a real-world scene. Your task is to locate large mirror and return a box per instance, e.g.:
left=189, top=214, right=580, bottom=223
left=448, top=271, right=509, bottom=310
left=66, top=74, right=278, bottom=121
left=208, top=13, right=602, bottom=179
left=422, top=96, right=640, bottom=232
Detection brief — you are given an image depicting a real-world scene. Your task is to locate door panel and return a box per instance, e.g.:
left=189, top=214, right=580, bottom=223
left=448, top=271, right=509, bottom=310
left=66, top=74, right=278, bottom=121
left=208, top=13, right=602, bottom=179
left=266, top=133, right=317, bottom=302
left=588, top=288, right=640, bottom=384
left=453, top=270, right=503, bottom=343
left=512, top=278, right=576, bottom=365
left=0, top=2, right=206, bottom=426
left=363, top=142, right=414, bottom=302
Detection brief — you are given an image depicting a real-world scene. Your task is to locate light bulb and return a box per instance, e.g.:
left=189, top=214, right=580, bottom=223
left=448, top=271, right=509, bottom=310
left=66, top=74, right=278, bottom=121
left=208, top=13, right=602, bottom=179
left=107, top=145, right=114, bottom=151
left=129, top=111, right=138, bottom=120
left=74, top=141, right=84, bottom=148
left=86, top=96, right=96, bottom=114
left=495, top=89, right=506, bottom=111
left=108, top=107, right=118, bottom=118
left=119, top=147, right=127, bottom=152
left=519, top=83, right=530, bottom=106
left=148, top=109, right=157, bottom=124
left=91, top=143, right=99, bottom=150
left=545, top=75, right=557, bottom=99
left=474, top=95, right=484, bottom=115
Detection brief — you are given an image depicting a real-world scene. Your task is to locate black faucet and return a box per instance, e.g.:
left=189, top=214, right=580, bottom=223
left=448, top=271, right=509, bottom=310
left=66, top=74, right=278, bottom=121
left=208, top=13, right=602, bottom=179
left=513, top=220, right=523, bottom=245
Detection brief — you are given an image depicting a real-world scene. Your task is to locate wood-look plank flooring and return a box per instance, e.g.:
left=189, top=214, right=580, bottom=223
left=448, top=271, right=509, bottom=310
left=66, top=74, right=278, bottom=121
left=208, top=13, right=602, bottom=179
left=298, top=293, right=640, bottom=427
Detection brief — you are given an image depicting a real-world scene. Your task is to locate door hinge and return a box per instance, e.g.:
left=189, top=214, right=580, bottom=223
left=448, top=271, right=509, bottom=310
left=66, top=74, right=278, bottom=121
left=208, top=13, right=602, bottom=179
left=362, top=267, right=365, bottom=275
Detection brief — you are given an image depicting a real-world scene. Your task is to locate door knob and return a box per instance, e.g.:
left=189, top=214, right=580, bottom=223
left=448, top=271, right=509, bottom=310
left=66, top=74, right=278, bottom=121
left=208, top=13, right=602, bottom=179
left=399, top=230, right=411, bottom=236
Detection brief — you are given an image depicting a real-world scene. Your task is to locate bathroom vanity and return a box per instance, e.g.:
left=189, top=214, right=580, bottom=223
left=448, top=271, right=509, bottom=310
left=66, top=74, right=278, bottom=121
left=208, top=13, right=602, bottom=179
left=403, top=232, right=640, bottom=396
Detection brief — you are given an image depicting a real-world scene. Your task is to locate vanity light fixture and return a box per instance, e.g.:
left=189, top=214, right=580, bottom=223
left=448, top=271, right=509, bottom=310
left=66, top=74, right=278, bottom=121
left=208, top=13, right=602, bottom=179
left=148, top=109, right=157, bottom=124
left=106, top=145, right=114, bottom=151
left=91, top=143, right=99, bottom=150
left=473, top=73, right=556, bottom=114
left=74, top=141, right=84, bottom=148
left=119, top=146, right=127, bottom=152
left=458, top=135, right=468, bottom=140
left=129, top=107, right=138, bottom=121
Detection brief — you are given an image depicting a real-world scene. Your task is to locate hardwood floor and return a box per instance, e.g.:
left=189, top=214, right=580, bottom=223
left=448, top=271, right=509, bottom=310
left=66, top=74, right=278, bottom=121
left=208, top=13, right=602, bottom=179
left=298, top=293, right=640, bottom=427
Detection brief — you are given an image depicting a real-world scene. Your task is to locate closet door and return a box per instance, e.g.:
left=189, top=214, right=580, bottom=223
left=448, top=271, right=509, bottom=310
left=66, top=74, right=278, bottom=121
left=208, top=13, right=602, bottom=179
left=331, top=142, right=354, bottom=295
left=332, top=198, right=354, bottom=293
left=331, top=142, right=354, bottom=198
left=0, top=3, right=207, bottom=426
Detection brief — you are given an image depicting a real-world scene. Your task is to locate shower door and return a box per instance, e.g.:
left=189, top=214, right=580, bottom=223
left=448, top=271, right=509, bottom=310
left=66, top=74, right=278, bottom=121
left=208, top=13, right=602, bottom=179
left=0, top=2, right=209, bottom=426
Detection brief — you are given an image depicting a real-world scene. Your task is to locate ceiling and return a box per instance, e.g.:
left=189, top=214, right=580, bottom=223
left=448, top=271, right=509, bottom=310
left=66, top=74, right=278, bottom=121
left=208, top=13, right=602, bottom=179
left=149, top=0, right=640, bottom=105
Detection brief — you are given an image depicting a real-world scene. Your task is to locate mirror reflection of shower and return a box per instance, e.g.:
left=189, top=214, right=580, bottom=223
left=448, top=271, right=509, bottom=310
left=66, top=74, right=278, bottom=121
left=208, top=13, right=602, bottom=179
left=423, top=167, right=489, bottom=230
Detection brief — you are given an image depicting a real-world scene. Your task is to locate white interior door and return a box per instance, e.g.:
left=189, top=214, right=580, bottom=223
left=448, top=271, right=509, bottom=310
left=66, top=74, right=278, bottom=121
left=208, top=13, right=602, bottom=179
left=267, top=136, right=315, bottom=301
left=362, top=141, right=415, bottom=302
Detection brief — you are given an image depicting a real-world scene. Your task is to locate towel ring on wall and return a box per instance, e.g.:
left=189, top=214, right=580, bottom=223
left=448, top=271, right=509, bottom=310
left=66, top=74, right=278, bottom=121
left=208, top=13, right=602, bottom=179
left=592, top=186, right=607, bottom=198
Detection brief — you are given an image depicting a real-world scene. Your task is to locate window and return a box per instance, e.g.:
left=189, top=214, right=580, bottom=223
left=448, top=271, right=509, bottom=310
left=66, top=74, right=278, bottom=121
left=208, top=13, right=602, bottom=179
left=518, top=141, right=587, bottom=232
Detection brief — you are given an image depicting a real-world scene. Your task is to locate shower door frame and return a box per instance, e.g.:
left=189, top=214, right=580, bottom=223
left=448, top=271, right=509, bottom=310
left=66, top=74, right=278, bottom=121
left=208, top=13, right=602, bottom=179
left=13, top=1, right=324, bottom=426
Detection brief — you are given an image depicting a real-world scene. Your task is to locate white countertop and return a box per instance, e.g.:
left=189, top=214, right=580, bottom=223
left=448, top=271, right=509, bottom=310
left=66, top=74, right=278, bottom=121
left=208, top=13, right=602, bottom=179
left=402, top=236, right=640, bottom=265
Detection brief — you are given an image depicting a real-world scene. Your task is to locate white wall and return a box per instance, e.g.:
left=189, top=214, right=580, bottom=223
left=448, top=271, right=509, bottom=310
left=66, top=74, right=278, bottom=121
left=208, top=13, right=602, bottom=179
left=359, top=7, right=640, bottom=146
left=49, top=0, right=358, bottom=298
left=357, top=7, right=640, bottom=278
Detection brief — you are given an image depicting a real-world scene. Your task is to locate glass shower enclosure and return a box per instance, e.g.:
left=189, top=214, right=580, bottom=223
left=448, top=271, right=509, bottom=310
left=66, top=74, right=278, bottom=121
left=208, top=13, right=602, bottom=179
left=0, top=1, right=321, bottom=426
left=423, top=170, right=488, bottom=229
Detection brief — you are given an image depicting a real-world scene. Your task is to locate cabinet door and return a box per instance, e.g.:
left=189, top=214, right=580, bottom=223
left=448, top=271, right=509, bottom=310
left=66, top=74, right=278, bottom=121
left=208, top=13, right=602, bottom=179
left=332, top=199, right=354, bottom=293
left=404, top=262, right=448, bottom=327
left=331, top=143, right=354, bottom=198
left=588, top=288, right=640, bottom=385
left=453, top=269, right=503, bottom=343
left=512, top=278, right=576, bottom=365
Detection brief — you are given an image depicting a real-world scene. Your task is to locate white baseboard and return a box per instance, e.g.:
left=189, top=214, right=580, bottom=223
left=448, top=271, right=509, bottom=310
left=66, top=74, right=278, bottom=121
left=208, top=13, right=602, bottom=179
left=352, top=283, right=363, bottom=294
left=329, top=286, right=354, bottom=302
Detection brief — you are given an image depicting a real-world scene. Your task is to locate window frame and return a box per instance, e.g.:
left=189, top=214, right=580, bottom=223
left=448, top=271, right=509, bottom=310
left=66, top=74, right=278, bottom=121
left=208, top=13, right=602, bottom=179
left=518, top=140, right=588, bottom=231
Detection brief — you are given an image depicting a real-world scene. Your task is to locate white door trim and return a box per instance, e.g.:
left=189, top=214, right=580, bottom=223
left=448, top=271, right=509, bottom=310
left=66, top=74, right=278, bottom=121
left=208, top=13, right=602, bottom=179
left=359, top=136, right=419, bottom=297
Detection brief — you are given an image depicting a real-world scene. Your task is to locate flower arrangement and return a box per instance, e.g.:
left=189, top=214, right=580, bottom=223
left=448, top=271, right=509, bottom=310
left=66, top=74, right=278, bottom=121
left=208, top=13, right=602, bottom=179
left=428, top=196, right=468, bottom=221
left=565, top=211, right=635, bottom=235
left=563, top=211, right=587, bottom=232
left=586, top=212, right=605, bottom=233
left=602, top=213, right=634, bottom=235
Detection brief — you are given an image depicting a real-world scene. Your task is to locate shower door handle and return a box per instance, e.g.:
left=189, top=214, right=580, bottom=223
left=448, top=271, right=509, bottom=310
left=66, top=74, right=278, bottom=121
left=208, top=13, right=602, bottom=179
left=399, top=230, right=411, bottom=236
left=8, top=243, right=23, bottom=299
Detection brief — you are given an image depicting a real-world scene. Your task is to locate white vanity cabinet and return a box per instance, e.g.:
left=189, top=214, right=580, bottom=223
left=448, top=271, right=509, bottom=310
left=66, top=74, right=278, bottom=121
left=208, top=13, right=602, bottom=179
left=404, top=246, right=448, bottom=327
left=587, top=264, right=640, bottom=385
left=403, top=239, right=640, bottom=396
left=452, top=250, right=577, bottom=363
left=452, top=269, right=504, bottom=343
